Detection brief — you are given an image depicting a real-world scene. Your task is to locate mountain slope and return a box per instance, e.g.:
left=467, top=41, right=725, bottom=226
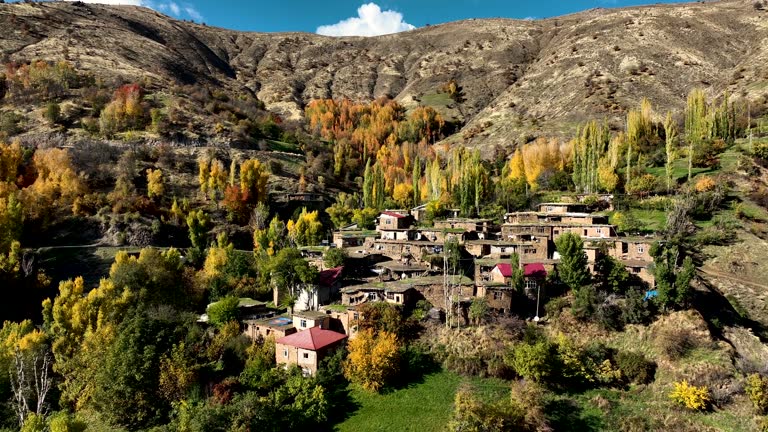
left=1, top=0, right=767, bottom=151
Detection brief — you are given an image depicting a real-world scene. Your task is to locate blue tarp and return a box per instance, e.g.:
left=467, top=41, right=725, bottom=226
left=644, top=290, right=658, bottom=301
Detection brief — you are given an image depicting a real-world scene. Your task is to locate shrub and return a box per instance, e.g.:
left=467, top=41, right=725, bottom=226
left=207, top=296, right=240, bottom=326
left=656, top=328, right=695, bottom=360
left=506, top=340, right=559, bottom=383
left=669, top=380, right=710, bottom=411
left=616, top=351, right=656, bottom=384
left=544, top=297, right=569, bottom=318
left=695, top=176, right=716, bottom=192
left=44, top=101, right=61, bottom=125
left=746, top=374, right=768, bottom=415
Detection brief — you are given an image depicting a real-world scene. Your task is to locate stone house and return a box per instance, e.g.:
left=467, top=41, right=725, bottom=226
left=295, top=266, right=344, bottom=312
left=292, top=310, right=331, bottom=331
left=377, top=211, right=414, bottom=230
left=321, top=305, right=362, bottom=339
left=275, top=327, right=347, bottom=376
left=243, top=316, right=296, bottom=340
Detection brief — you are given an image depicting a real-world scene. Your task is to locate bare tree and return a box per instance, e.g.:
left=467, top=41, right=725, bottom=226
left=9, top=347, right=53, bottom=428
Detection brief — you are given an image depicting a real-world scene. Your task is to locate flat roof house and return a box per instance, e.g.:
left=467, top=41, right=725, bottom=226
left=275, top=327, right=347, bottom=376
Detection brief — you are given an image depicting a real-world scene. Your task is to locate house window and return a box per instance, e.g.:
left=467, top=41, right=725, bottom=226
left=300, top=319, right=307, bottom=328
left=302, top=352, right=309, bottom=359
left=622, top=243, right=629, bottom=254
left=637, top=246, right=645, bottom=254
left=596, top=228, right=602, bottom=234
left=283, top=349, right=288, bottom=358
left=583, top=229, right=588, bottom=236
left=525, top=279, right=538, bottom=290
left=353, top=313, right=359, bottom=320
left=493, top=291, right=502, bottom=300
left=385, top=219, right=391, bottom=225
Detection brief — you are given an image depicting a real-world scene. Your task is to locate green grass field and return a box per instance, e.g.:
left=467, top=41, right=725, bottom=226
left=645, top=158, right=710, bottom=181
left=267, top=139, right=302, bottom=154
left=335, top=371, right=508, bottom=432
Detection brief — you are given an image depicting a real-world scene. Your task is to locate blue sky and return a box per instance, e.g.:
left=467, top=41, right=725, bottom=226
left=63, top=0, right=688, bottom=35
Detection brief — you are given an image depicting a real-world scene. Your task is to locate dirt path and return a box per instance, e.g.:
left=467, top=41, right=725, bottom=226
left=699, top=267, right=768, bottom=291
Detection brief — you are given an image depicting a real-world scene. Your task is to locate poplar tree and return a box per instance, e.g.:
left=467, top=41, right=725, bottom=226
left=663, top=112, right=677, bottom=193
left=362, top=159, right=373, bottom=208
left=412, top=156, right=421, bottom=207
left=685, top=89, right=709, bottom=182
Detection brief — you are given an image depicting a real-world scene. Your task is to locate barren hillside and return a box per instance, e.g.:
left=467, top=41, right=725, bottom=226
left=0, top=0, right=767, bottom=152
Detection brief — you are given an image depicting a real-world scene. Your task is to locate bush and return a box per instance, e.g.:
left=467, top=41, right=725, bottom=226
left=44, top=101, right=61, bottom=125
left=506, top=340, right=559, bottom=383
left=669, top=380, right=710, bottom=411
left=616, top=351, right=656, bottom=384
left=544, top=297, right=570, bottom=318
left=656, top=328, right=695, bottom=360
left=207, top=296, right=240, bottom=326
left=747, top=374, right=768, bottom=415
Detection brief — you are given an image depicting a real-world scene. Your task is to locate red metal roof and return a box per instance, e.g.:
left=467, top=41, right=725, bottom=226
left=276, top=327, right=347, bottom=351
left=524, top=263, right=547, bottom=278
left=319, top=266, right=343, bottom=287
left=494, top=263, right=513, bottom=277
left=380, top=211, right=406, bottom=218
left=493, top=263, right=547, bottom=278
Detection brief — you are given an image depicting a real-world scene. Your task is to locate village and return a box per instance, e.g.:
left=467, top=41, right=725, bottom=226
left=217, top=195, right=659, bottom=376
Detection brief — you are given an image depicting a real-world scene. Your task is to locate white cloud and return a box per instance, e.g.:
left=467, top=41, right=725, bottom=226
left=62, top=0, right=204, bottom=22
left=184, top=6, right=203, bottom=22
left=317, top=3, right=415, bottom=37
left=168, top=2, right=181, bottom=15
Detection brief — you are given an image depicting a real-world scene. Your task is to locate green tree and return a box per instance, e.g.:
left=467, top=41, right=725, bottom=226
left=685, top=88, right=709, bottom=181
left=44, top=102, right=61, bottom=125
left=510, top=253, right=525, bottom=293
left=186, top=210, right=210, bottom=251
left=351, top=207, right=378, bottom=230
left=207, top=296, right=240, bottom=327
left=323, top=247, right=347, bottom=268
left=554, top=233, right=591, bottom=290
left=91, top=315, right=180, bottom=430
left=593, top=253, right=630, bottom=294
left=469, top=298, right=489, bottom=325
left=267, top=248, right=319, bottom=310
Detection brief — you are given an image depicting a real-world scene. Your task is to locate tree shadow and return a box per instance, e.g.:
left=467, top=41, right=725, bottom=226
left=692, top=278, right=768, bottom=343
left=544, top=398, right=602, bottom=432
left=321, top=386, right=361, bottom=430
left=383, top=347, right=442, bottom=393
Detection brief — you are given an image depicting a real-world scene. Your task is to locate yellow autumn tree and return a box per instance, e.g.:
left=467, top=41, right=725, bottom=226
left=287, top=207, right=323, bottom=246
left=22, top=148, right=84, bottom=220
left=343, top=329, right=401, bottom=392
left=202, top=233, right=232, bottom=280
left=198, top=157, right=210, bottom=195
left=509, top=138, right=570, bottom=190
left=509, top=147, right=525, bottom=181
left=239, top=158, right=269, bottom=204
left=207, top=159, right=227, bottom=200
left=0, top=140, right=23, bottom=183
left=146, top=168, right=164, bottom=199
left=392, top=182, right=414, bottom=208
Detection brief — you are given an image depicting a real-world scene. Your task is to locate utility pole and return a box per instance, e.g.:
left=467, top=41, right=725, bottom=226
left=748, top=102, right=753, bottom=154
